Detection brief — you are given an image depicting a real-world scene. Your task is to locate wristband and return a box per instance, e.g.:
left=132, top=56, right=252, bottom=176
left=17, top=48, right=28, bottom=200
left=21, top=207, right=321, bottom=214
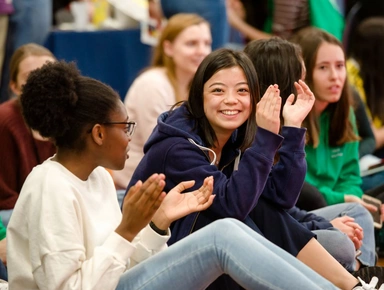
left=150, top=221, right=168, bottom=236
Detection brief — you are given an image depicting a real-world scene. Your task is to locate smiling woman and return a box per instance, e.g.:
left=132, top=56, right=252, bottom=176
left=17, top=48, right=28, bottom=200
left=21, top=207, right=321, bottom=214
left=125, top=48, right=368, bottom=290
left=112, top=13, right=212, bottom=190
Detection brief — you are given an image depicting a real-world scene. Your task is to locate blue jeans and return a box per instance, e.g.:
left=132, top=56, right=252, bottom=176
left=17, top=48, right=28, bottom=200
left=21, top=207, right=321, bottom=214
left=0, top=209, right=13, bottom=227
left=160, top=0, right=229, bottom=50
left=311, top=203, right=376, bottom=270
left=9, top=0, right=51, bottom=48
left=0, top=0, right=52, bottom=102
left=116, top=219, right=337, bottom=290
left=0, top=259, right=7, bottom=281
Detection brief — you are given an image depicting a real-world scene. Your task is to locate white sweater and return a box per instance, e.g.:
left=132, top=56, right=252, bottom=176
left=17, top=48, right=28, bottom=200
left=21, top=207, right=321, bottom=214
left=7, top=158, right=169, bottom=290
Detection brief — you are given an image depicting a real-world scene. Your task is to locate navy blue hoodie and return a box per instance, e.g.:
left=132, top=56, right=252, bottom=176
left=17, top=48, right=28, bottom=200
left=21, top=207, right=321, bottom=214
left=127, top=104, right=308, bottom=245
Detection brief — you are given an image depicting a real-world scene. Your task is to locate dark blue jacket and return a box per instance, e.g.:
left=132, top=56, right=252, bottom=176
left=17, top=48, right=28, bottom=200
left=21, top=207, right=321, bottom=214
left=288, top=206, right=333, bottom=230
left=127, top=104, right=308, bottom=244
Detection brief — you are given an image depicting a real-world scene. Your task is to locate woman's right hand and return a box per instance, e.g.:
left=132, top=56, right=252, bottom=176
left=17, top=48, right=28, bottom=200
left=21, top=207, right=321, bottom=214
left=116, top=173, right=167, bottom=242
left=344, top=194, right=378, bottom=212
left=256, top=85, right=281, bottom=134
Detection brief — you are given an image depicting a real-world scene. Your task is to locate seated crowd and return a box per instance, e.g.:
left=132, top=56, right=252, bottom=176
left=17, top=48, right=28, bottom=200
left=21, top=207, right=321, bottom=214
left=2, top=1, right=384, bottom=289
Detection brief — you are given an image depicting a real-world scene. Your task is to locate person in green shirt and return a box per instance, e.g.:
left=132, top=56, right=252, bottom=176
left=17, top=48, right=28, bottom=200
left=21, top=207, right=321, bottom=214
left=290, top=27, right=379, bottom=213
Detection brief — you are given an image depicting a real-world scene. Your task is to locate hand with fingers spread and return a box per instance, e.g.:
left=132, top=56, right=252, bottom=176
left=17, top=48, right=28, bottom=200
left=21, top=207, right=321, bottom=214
left=283, top=80, right=315, bottom=128
left=330, top=216, right=364, bottom=250
left=116, top=173, right=167, bottom=242
left=151, top=176, right=215, bottom=231
left=256, top=85, right=282, bottom=134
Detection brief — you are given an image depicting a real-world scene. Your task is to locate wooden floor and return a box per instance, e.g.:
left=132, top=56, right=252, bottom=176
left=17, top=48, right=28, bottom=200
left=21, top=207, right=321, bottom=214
left=378, top=258, right=384, bottom=266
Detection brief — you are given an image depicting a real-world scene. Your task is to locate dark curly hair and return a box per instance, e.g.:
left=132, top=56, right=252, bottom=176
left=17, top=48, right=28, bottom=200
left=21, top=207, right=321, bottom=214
left=20, top=61, right=120, bottom=150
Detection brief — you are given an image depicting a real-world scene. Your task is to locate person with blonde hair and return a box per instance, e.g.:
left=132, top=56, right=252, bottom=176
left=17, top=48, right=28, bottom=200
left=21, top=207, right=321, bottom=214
left=0, top=43, right=56, bottom=226
left=113, top=13, right=212, bottom=190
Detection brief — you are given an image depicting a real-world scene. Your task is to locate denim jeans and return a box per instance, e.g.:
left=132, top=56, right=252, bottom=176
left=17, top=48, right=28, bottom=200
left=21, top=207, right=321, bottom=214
left=160, top=0, right=229, bottom=50
left=0, top=0, right=52, bottom=102
left=0, top=260, right=6, bottom=281
left=116, top=219, right=337, bottom=290
left=311, top=203, right=376, bottom=270
left=0, top=209, right=13, bottom=227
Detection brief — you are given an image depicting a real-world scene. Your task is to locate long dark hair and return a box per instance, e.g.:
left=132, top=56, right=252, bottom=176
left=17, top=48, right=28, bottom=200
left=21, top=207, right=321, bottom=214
left=244, top=37, right=303, bottom=120
left=290, top=27, right=359, bottom=147
left=186, top=48, right=259, bottom=151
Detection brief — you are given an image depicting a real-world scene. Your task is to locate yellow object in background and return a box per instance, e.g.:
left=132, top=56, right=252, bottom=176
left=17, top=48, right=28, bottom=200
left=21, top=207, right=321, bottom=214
left=92, top=0, right=109, bottom=27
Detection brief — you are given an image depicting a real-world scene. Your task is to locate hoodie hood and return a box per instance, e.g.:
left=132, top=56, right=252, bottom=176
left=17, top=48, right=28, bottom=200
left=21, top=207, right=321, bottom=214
left=144, top=103, right=240, bottom=166
left=144, top=103, right=202, bottom=153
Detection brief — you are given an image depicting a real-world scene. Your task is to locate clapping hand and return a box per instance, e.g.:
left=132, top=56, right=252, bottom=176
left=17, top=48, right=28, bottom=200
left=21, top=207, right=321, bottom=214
left=151, top=176, right=215, bottom=230
left=282, top=80, right=315, bottom=128
left=256, top=85, right=282, bottom=134
left=116, top=173, right=167, bottom=242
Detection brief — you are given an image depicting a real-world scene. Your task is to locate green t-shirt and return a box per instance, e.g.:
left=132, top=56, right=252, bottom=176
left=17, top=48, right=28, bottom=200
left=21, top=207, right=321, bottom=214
left=305, top=109, right=363, bottom=205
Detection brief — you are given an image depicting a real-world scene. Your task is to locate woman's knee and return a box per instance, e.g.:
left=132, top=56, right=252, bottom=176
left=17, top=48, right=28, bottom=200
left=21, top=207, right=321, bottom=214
left=316, top=229, right=356, bottom=270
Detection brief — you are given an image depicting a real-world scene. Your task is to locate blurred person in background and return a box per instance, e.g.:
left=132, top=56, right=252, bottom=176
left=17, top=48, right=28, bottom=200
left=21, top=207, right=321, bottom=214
left=112, top=13, right=211, bottom=191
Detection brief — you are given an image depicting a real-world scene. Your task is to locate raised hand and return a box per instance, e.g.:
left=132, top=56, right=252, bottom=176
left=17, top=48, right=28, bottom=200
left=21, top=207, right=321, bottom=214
left=282, top=80, right=315, bottom=128
left=116, top=173, right=167, bottom=242
left=256, top=85, right=281, bottom=134
left=151, top=176, right=215, bottom=230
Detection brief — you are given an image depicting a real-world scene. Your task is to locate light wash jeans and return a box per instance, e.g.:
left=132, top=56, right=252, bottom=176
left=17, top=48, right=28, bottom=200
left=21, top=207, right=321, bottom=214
left=160, top=0, right=229, bottom=50
left=116, top=219, right=337, bottom=290
left=0, top=209, right=13, bottom=227
left=312, top=203, right=376, bottom=271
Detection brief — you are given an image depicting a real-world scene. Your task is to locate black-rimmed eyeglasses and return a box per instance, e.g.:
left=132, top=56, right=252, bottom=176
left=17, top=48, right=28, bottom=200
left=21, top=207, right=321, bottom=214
left=102, top=121, right=137, bottom=137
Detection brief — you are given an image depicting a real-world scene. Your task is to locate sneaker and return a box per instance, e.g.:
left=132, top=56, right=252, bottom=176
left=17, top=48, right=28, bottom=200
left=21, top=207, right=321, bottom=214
left=353, top=266, right=384, bottom=286
left=0, top=279, right=7, bottom=290
left=353, top=277, right=384, bottom=289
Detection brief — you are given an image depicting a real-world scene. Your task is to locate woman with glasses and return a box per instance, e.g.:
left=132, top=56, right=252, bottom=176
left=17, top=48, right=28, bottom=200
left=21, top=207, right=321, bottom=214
left=6, top=60, right=342, bottom=290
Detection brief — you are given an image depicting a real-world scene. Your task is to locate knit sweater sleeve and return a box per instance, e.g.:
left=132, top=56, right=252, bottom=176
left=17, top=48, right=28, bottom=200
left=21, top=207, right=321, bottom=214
left=7, top=163, right=170, bottom=290
left=30, top=177, right=134, bottom=289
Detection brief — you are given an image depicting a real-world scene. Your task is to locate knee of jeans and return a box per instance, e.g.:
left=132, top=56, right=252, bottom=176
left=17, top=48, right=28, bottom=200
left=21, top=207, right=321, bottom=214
left=316, top=230, right=356, bottom=269
left=210, top=219, right=238, bottom=238
left=348, top=203, right=374, bottom=224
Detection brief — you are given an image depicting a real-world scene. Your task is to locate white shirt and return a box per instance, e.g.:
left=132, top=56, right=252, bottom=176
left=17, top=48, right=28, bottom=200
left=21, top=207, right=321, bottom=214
left=7, top=157, right=169, bottom=290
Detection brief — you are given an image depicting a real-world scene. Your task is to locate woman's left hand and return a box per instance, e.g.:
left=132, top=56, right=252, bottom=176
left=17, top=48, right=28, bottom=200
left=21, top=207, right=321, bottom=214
left=282, top=80, right=315, bottom=128
left=330, top=216, right=363, bottom=250
left=151, top=176, right=215, bottom=230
